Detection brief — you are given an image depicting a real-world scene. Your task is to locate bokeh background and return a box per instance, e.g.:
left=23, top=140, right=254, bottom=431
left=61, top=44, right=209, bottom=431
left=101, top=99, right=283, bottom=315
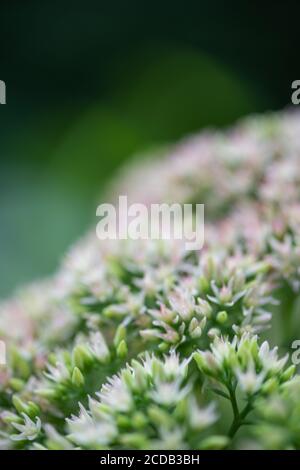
left=0, top=0, right=298, bottom=297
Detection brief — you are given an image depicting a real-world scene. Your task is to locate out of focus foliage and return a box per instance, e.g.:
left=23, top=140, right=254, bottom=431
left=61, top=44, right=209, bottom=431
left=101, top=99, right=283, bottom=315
left=0, top=48, right=261, bottom=296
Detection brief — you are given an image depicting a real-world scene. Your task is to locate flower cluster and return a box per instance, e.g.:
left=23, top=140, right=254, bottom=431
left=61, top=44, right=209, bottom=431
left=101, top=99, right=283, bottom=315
left=0, top=110, right=300, bottom=449
left=66, top=353, right=228, bottom=450
left=194, top=334, right=295, bottom=438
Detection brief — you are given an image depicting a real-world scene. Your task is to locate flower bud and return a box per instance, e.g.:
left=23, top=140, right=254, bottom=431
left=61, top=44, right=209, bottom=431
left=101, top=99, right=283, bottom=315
left=261, top=377, right=278, bottom=395
left=72, top=367, right=85, bottom=387
left=197, top=298, right=212, bottom=318
left=114, top=324, right=127, bottom=348
left=281, top=365, right=296, bottom=382
left=12, top=395, right=30, bottom=416
left=189, top=318, right=202, bottom=338
left=117, top=340, right=128, bottom=359
left=9, top=378, right=25, bottom=392
left=36, top=388, right=57, bottom=399
left=216, top=310, right=228, bottom=324
left=72, top=344, right=94, bottom=370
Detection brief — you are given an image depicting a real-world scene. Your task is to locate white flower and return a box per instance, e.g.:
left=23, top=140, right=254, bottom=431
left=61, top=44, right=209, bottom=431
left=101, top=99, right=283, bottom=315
left=154, top=427, right=186, bottom=450
left=188, top=399, right=218, bottom=430
left=89, top=331, right=110, bottom=362
left=258, top=341, right=288, bottom=374
left=161, top=350, right=190, bottom=379
left=11, top=414, right=41, bottom=442
left=97, top=374, right=133, bottom=412
left=141, top=351, right=190, bottom=382
left=208, top=280, right=246, bottom=307
left=67, top=403, right=116, bottom=447
left=45, top=360, right=70, bottom=383
left=235, top=362, right=266, bottom=394
left=150, top=380, right=191, bottom=406
left=168, top=288, right=197, bottom=321
left=210, top=335, right=237, bottom=367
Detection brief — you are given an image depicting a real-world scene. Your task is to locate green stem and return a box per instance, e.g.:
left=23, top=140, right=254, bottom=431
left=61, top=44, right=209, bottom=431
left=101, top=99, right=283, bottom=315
left=228, top=386, right=239, bottom=421
left=228, top=387, right=253, bottom=438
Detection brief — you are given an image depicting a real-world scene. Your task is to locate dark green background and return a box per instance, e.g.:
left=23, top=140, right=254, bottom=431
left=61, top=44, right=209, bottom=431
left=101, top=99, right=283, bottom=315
left=0, top=0, right=298, bottom=296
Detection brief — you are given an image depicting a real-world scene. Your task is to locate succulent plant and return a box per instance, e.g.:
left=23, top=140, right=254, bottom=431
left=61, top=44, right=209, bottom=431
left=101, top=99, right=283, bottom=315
left=1, top=111, right=300, bottom=449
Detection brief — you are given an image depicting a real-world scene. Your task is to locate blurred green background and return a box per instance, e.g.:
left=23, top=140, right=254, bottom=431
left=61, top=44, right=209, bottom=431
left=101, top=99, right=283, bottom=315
left=0, top=0, right=298, bottom=297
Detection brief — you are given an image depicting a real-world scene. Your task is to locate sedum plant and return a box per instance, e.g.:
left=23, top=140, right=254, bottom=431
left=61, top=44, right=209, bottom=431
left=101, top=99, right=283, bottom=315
left=1, top=111, right=300, bottom=449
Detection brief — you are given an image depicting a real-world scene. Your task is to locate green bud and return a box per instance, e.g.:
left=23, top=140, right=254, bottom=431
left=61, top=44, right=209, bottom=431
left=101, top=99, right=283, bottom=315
left=194, top=351, right=206, bottom=371
left=72, top=344, right=94, bottom=370
left=216, top=310, right=228, bottom=324
left=12, top=396, right=39, bottom=419
left=194, top=351, right=219, bottom=376
left=189, top=317, right=198, bottom=331
left=36, top=388, right=57, bottom=399
left=9, top=378, right=25, bottom=392
left=190, top=326, right=202, bottom=339
left=174, top=397, right=188, bottom=420
left=200, top=316, right=207, bottom=329
left=117, top=339, right=128, bottom=359
left=198, top=275, right=209, bottom=294
left=116, top=415, right=131, bottom=428
left=12, top=395, right=30, bottom=415
left=281, top=365, right=296, bottom=382
left=148, top=405, right=172, bottom=427
left=71, top=367, right=85, bottom=387
left=261, top=377, right=278, bottom=395
left=250, top=337, right=259, bottom=360
left=158, top=342, right=169, bottom=352
left=132, top=412, right=147, bottom=429
left=189, top=318, right=202, bottom=338
left=27, top=401, right=41, bottom=417
left=114, top=324, right=127, bottom=348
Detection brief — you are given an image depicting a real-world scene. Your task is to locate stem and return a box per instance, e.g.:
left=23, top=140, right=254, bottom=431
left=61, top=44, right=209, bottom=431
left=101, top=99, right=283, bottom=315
left=228, top=386, right=239, bottom=421
left=227, top=386, right=253, bottom=438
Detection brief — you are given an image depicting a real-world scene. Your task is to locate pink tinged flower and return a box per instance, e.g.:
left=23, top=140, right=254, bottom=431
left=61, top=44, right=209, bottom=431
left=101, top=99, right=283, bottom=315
left=168, top=288, right=196, bottom=321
